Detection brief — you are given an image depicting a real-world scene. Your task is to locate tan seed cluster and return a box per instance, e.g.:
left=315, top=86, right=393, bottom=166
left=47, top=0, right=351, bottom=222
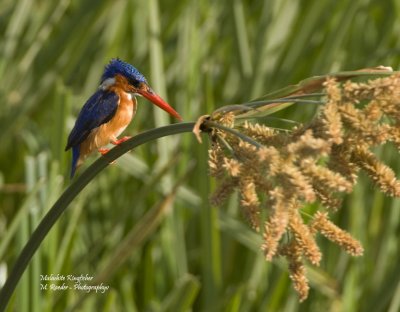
left=279, top=240, right=310, bottom=301
left=310, top=212, right=364, bottom=256
left=205, top=73, right=400, bottom=300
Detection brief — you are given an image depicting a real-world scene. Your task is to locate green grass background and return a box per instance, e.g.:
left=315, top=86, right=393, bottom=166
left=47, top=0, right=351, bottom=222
left=1, top=0, right=400, bottom=311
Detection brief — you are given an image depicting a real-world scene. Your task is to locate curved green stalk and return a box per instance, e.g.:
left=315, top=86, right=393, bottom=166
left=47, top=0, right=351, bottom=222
left=0, top=122, right=196, bottom=312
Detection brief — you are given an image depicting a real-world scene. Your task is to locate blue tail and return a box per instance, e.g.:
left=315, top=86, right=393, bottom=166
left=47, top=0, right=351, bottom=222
left=70, top=146, right=80, bottom=179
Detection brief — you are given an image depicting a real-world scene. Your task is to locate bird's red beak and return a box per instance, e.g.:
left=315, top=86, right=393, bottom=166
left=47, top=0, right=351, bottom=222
left=139, top=88, right=182, bottom=121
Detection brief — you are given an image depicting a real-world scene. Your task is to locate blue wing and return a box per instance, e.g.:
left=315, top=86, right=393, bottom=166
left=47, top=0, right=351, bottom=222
left=65, top=90, right=119, bottom=151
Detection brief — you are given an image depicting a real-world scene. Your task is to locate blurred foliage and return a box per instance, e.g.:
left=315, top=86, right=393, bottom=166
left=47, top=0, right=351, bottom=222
left=0, top=0, right=400, bottom=311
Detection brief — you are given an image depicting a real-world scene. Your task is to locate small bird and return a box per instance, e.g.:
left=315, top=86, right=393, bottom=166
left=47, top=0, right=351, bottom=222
left=65, top=58, right=182, bottom=178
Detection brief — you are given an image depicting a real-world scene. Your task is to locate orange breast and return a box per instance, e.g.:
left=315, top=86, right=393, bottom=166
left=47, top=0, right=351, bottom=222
left=96, top=91, right=137, bottom=144
left=78, top=89, right=137, bottom=164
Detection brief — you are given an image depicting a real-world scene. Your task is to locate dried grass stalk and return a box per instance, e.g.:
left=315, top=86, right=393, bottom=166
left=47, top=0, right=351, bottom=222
left=205, top=73, right=400, bottom=300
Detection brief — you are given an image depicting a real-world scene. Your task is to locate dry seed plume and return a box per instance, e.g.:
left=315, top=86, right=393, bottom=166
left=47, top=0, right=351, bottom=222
left=200, top=73, right=400, bottom=301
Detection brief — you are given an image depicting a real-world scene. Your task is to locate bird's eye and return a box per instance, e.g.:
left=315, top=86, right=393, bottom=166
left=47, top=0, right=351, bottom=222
left=128, top=78, right=141, bottom=88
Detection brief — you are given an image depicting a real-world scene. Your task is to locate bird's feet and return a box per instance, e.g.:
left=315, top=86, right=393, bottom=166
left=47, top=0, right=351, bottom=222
left=98, top=148, right=110, bottom=155
left=111, top=136, right=131, bottom=145
left=98, top=148, right=115, bottom=164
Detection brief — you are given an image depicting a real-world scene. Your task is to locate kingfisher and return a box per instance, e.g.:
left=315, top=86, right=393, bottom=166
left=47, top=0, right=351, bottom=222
left=65, top=58, right=182, bottom=178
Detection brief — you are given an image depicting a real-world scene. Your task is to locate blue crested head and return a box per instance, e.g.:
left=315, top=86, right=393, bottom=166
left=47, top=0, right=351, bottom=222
left=101, top=58, right=147, bottom=86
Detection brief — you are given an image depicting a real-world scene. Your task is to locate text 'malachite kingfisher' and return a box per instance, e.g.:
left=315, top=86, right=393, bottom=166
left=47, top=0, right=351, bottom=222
left=65, top=58, right=182, bottom=178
